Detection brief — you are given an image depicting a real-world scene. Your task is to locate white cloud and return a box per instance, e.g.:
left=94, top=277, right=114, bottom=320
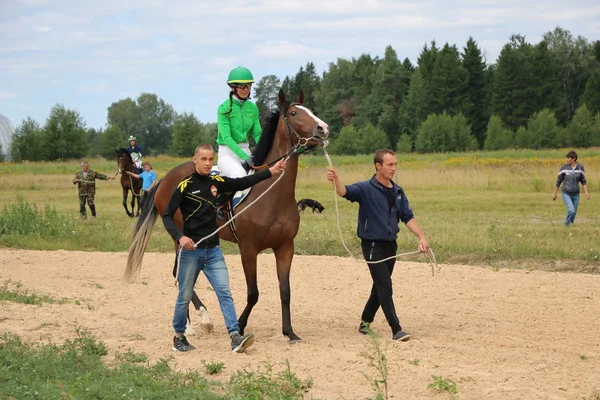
left=33, top=25, right=52, bottom=32
left=253, top=41, right=328, bottom=60
left=0, top=91, right=20, bottom=98
left=76, top=83, right=109, bottom=93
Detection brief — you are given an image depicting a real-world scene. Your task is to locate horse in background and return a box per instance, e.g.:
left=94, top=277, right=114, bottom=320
left=124, top=89, right=329, bottom=342
left=116, top=148, right=142, bottom=217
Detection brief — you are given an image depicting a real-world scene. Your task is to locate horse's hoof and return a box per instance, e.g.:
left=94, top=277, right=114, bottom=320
left=185, top=326, right=197, bottom=336
left=201, top=321, right=214, bottom=333
left=286, top=333, right=302, bottom=343
left=197, top=306, right=214, bottom=333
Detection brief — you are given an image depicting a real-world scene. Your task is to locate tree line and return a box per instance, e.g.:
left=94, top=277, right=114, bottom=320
left=9, top=26, right=600, bottom=161
left=253, top=26, right=600, bottom=154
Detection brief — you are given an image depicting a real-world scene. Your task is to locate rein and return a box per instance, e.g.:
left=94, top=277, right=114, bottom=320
left=117, top=156, right=142, bottom=197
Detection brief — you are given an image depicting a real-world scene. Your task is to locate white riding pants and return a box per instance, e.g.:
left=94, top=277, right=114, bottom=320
left=217, top=144, right=250, bottom=178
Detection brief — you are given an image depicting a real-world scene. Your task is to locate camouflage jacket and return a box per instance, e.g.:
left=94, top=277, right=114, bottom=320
left=73, top=170, right=109, bottom=196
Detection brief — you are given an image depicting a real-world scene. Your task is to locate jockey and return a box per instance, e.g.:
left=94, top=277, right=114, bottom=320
left=126, top=135, right=144, bottom=172
left=215, top=66, right=263, bottom=215
left=217, top=66, right=262, bottom=179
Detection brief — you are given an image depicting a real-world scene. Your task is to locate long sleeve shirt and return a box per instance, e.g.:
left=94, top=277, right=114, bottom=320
left=556, top=163, right=587, bottom=194
left=343, top=175, right=414, bottom=241
left=163, top=169, right=271, bottom=246
left=216, top=97, right=262, bottom=160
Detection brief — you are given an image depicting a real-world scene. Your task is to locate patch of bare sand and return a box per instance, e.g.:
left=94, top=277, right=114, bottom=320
left=1, top=249, right=599, bottom=399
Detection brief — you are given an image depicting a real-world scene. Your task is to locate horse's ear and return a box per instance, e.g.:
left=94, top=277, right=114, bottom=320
left=115, top=148, right=119, bottom=154
left=296, top=89, right=304, bottom=105
left=278, top=89, right=287, bottom=107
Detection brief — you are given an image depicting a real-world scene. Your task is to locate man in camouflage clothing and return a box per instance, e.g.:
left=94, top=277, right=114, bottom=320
left=72, top=161, right=114, bottom=219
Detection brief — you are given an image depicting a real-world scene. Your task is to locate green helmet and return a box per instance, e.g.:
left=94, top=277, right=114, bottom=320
left=128, top=135, right=137, bottom=141
left=227, top=66, right=254, bottom=84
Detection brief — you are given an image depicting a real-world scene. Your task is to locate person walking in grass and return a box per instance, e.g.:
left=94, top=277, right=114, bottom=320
left=72, top=161, right=114, bottom=219
left=552, top=150, right=590, bottom=226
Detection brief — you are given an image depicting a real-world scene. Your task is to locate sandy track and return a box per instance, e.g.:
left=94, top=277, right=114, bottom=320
left=1, top=249, right=599, bottom=399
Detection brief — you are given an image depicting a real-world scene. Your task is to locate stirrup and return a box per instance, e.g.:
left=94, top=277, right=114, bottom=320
left=216, top=205, right=228, bottom=220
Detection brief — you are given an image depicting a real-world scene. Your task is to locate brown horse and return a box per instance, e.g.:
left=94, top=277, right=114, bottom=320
left=124, top=89, right=329, bottom=342
left=116, top=148, right=142, bottom=217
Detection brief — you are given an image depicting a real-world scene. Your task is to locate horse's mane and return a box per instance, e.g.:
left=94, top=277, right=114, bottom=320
left=252, top=110, right=280, bottom=166
left=117, top=148, right=133, bottom=164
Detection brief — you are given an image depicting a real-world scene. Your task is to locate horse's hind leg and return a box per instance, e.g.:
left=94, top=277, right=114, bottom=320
left=238, top=251, right=260, bottom=336
left=274, top=242, right=301, bottom=342
left=172, top=252, right=213, bottom=334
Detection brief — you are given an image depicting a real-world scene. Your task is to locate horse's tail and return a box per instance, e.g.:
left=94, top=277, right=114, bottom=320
left=123, top=180, right=162, bottom=282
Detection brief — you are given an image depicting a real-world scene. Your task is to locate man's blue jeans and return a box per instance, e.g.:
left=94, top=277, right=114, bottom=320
left=173, top=246, right=239, bottom=335
left=561, top=192, right=580, bottom=226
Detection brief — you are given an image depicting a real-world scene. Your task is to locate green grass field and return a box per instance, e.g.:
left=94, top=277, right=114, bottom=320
left=1, top=148, right=599, bottom=272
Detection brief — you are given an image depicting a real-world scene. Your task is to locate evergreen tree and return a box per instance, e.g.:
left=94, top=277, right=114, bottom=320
left=398, top=69, right=430, bottom=142
left=254, top=74, right=282, bottom=118
left=430, top=43, right=469, bottom=116
left=491, top=35, right=539, bottom=131
left=462, top=37, right=489, bottom=148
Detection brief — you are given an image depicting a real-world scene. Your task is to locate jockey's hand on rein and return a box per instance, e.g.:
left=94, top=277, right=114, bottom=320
left=241, top=156, right=254, bottom=173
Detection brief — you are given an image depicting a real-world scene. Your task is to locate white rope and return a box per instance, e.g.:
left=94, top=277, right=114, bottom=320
left=322, top=145, right=440, bottom=276
left=193, top=155, right=291, bottom=247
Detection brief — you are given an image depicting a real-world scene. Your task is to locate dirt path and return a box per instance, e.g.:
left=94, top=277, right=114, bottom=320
left=1, top=249, right=599, bottom=399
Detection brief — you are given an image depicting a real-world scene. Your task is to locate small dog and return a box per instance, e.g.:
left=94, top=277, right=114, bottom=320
left=297, top=198, right=325, bottom=214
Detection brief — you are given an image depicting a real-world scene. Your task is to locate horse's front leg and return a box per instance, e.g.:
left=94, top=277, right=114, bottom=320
left=135, top=194, right=141, bottom=216
left=129, top=191, right=136, bottom=218
left=122, top=187, right=132, bottom=217
left=274, top=242, right=301, bottom=342
left=238, top=251, right=259, bottom=335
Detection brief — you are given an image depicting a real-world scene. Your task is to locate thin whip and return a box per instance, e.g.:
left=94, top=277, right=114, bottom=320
left=322, top=146, right=440, bottom=276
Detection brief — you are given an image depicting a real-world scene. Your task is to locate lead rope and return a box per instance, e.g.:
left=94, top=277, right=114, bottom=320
left=174, top=154, right=292, bottom=281
left=322, top=144, right=440, bottom=276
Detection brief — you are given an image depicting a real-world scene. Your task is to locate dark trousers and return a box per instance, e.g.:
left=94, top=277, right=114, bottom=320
left=79, top=195, right=96, bottom=217
left=360, top=240, right=402, bottom=334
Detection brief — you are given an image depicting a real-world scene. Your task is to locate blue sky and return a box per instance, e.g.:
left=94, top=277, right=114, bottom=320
left=1, top=0, right=599, bottom=131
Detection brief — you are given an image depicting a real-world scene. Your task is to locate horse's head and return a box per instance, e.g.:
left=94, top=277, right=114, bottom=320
left=278, top=89, right=329, bottom=149
left=115, top=148, right=133, bottom=173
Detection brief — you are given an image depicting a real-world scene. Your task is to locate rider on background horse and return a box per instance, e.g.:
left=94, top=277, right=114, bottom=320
left=126, top=135, right=144, bottom=173
left=216, top=66, right=263, bottom=213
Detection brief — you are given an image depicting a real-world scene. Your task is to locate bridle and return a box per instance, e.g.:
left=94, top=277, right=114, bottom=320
left=258, top=102, right=326, bottom=168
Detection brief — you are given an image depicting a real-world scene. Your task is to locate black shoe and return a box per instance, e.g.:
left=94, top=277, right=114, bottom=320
left=231, top=332, right=255, bottom=353
left=392, top=331, right=411, bottom=341
left=172, top=335, right=195, bottom=352
left=359, top=321, right=370, bottom=335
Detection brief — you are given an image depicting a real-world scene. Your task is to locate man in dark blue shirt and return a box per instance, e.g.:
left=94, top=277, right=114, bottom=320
left=327, top=149, right=429, bottom=341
